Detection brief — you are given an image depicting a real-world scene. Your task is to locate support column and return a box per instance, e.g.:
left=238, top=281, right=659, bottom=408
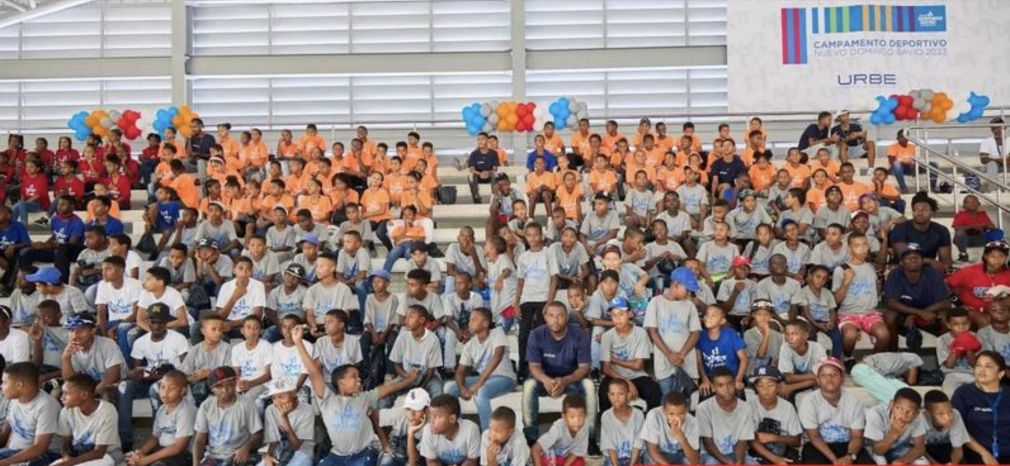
left=170, top=0, right=189, bottom=104
left=510, top=0, right=527, bottom=162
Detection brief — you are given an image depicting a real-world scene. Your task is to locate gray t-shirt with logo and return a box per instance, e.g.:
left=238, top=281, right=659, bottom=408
left=194, top=396, right=263, bottom=460
left=600, top=326, right=652, bottom=379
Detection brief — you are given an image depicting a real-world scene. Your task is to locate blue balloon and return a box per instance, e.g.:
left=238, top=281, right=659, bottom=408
left=883, top=113, right=896, bottom=124
left=870, top=114, right=882, bottom=125
left=969, top=107, right=984, bottom=119
left=549, top=103, right=559, bottom=114
left=74, top=129, right=91, bottom=141
left=558, top=97, right=569, bottom=106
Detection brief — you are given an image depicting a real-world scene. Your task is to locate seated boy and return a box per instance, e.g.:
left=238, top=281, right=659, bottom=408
left=531, top=394, right=589, bottom=466
left=385, top=305, right=444, bottom=408
left=28, top=299, right=67, bottom=387
left=193, top=367, right=263, bottom=466
left=640, top=391, right=701, bottom=465
left=264, top=264, right=307, bottom=343
left=260, top=386, right=315, bottom=466
left=214, top=256, right=266, bottom=338
left=778, top=320, right=827, bottom=398
left=481, top=407, right=531, bottom=466
left=696, top=366, right=756, bottom=464
left=60, top=312, right=124, bottom=401
left=747, top=365, right=802, bottom=464
left=125, top=369, right=195, bottom=466
left=313, top=309, right=363, bottom=387
left=180, top=316, right=232, bottom=405
left=118, top=303, right=190, bottom=451
left=56, top=373, right=123, bottom=465
left=923, top=390, right=973, bottom=465
left=696, top=305, right=748, bottom=399
left=599, top=379, right=644, bottom=466
left=937, top=307, right=979, bottom=393
left=230, top=316, right=273, bottom=405
left=0, top=362, right=61, bottom=466
left=156, top=244, right=195, bottom=304
left=863, top=388, right=928, bottom=464
left=418, top=395, right=482, bottom=466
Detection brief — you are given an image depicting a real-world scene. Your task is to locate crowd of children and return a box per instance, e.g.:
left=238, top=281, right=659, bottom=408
left=0, top=113, right=1007, bottom=465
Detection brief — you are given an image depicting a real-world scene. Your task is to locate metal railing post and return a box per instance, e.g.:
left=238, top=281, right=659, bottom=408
left=913, top=127, right=921, bottom=192
left=951, top=163, right=958, bottom=215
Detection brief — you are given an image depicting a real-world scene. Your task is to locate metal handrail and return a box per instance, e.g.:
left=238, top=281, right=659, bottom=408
left=903, top=126, right=1010, bottom=229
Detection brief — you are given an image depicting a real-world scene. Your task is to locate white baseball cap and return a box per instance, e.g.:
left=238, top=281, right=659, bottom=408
left=403, top=388, right=431, bottom=411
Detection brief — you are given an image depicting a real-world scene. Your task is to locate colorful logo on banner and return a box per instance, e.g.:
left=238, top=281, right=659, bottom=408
left=781, top=4, right=947, bottom=64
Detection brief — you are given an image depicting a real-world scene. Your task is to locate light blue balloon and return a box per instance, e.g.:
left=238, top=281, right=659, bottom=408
left=74, top=129, right=91, bottom=141
left=870, top=114, right=882, bottom=125
left=883, top=113, right=896, bottom=124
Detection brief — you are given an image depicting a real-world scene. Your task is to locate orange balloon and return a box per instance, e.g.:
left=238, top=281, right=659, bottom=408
left=172, top=115, right=184, bottom=127
left=178, top=125, right=193, bottom=138
left=85, top=115, right=99, bottom=127
left=178, top=104, right=191, bottom=115
left=93, top=126, right=108, bottom=137
left=507, top=114, right=518, bottom=125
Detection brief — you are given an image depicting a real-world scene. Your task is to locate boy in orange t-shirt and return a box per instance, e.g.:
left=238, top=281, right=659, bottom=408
left=526, top=155, right=557, bottom=218
left=588, top=154, right=619, bottom=198
left=284, top=158, right=307, bottom=196
left=489, top=135, right=509, bottom=166
left=296, top=124, right=326, bottom=156
left=601, top=120, right=625, bottom=156
left=680, top=122, right=703, bottom=153
left=655, top=152, right=682, bottom=193
left=399, top=172, right=434, bottom=219
left=640, top=134, right=665, bottom=168
left=168, top=159, right=199, bottom=209
left=554, top=171, right=583, bottom=221
left=276, top=129, right=298, bottom=160
left=782, top=147, right=812, bottom=188
left=654, top=122, right=675, bottom=152
left=298, top=178, right=334, bottom=224
left=541, top=122, right=565, bottom=156
left=748, top=152, right=777, bottom=192
left=836, top=162, right=869, bottom=211
left=385, top=157, right=409, bottom=206
left=632, top=117, right=654, bottom=148
left=809, top=147, right=841, bottom=183
left=329, top=175, right=360, bottom=214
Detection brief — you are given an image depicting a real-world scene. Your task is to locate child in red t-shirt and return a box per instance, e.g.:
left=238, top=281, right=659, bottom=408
left=53, top=159, right=85, bottom=210
left=54, top=136, right=80, bottom=168
left=12, top=157, right=49, bottom=223
left=139, top=132, right=161, bottom=187
left=952, top=194, right=996, bottom=262
left=103, top=155, right=133, bottom=210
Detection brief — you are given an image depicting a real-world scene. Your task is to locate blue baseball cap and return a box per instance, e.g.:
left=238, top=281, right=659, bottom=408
left=369, top=269, right=392, bottom=281
left=26, top=266, right=61, bottom=285
left=668, top=267, right=699, bottom=293
left=299, top=233, right=320, bottom=246
left=64, top=312, right=97, bottom=329
left=780, top=218, right=798, bottom=229
left=607, top=296, right=630, bottom=311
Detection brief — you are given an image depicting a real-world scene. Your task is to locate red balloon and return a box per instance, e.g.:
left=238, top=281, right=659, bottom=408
left=116, top=117, right=131, bottom=130
left=124, top=127, right=141, bottom=140
left=517, top=105, right=528, bottom=117
left=528, top=102, right=536, bottom=110
left=523, top=114, right=534, bottom=125
left=899, top=95, right=913, bottom=107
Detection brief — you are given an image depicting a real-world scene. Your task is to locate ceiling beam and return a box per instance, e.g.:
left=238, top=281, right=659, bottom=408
left=0, top=0, right=93, bottom=29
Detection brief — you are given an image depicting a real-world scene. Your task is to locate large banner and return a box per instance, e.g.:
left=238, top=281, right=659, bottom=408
left=727, top=0, right=1010, bottom=113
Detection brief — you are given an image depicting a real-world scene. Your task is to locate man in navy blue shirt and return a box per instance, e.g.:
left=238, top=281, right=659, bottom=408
left=522, top=301, right=595, bottom=443
left=889, top=194, right=952, bottom=272
left=185, top=117, right=216, bottom=178
left=883, top=247, right=951, bottom=350
left=466, top=132, right=499, bottom=204
left=708, top=138, right=747, bottom=197
left=18, top=194, right=85, bottom=284
left=831, top=110, right=877, bottom=167
left=87, top=196, right=123, bottom=237
left=798, top=111, right=837, bottom=154
left=0, top=205, right=29, bottom=294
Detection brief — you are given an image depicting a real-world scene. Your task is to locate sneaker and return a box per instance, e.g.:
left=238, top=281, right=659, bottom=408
left=905, top=326, right=923, bottom=351
left=33, top=216, right=49, bottom=227
left=958, top=252, right=970, bottom=263
left=844, top=358, right=857, bottom=373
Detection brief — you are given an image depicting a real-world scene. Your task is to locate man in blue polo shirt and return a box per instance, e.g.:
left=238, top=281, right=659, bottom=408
left=185, top=117, right=216, bottom=178
left=18, top=194, right=85, bottom=284
left=0, top=205, right=30, bottom=294
left=466, top=132, right=500, bottom=204
left=888, top=194, right=952, bottom=272
left=798, top=111, right=838, bottom=156
left=522, top=301, right=595, bottom=445
left=883, top=246, right=951, bottom=351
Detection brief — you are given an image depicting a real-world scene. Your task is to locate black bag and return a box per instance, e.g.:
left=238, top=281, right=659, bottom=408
left=186, top=284, right=212, bottom=311
left=437, top=186, right=457, bottom=205
left=137, top=230, right=157, bottom=254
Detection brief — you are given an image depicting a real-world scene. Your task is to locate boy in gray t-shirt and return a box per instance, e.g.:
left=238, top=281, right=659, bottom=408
left=419, top=395, right=482, bottom=465
left=696, top=367, right=755, bottom=464
left=922, top=390, right=970, bottom=464
left=193, top=367, right=263, bottom=466
left=863, top=389, right=928, bottom=464
left=56, top=374, right=123, bottom=465
left=126, top=370, right=195, bottom=466
left=531, top=395, right=589, bottom=462
left=0, top=362, right=61, bottom=465
left=262, top=388, right=315, bottom=466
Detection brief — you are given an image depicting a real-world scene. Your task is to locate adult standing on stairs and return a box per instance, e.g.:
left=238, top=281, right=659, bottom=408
left=980, top=117, right=1010, bottom=183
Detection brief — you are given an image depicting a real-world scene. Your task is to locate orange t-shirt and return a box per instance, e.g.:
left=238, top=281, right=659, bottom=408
left=748, top=164, right=777, bottom=191
left=542, top=133, right=565, bottom=155
left=526, top=171, right=557, bottom=194
left=643, top=147, right=665, bottom=168
left=887, top=142, right=916, bottom=165
left=419, top=174, right=438, bottom=194
left=169, top=173, right=199, bottom=208
left=225, top=152, right=248, bottom=172
left=742, top=127, right=768, bottom=150
left=298, top=194, right=334, bottom=223
left=876, top=180, right=901, bottom=200
left=570, top=131, right=593, bottom=155
left=681, top=134, right=703, bottom=153
left=153, top=161, right=174, bottom=186
left=86, top=199, right=121, bottom=221
left=259, top=193, right=296, bottom=219
left=284, top=173, right=306, bottom=196
left=219, top=137, right=240, bottom=160
left=655, top=136, right=675, bottom=153
left=329, top=188, right=360, bottom=211
left=360, top=188, right=391, bottom=222
left=386, top=174, right=409, bottom=204
left=602, top=133, right=625, bottom=154
left=807, top=184, right=832, bottom=211
left=277, top=140, right=298, bottom=158
left=297, top=134, right=326, bottom=155
left=624, top=161, right=654, bottom=183
left=588, top=169, right=618, bottom=195
left=403, top=146, right=425, bottom=172
left=334, top=155, right=361, bottom=174
left=632, top=131, right=655, bottom=148
left=242, top=141, right=269, bottom=168
left=209, top=165, right=244, bottom=189
left=555, top=185, right=583, bottom=220
left=159, top=139, right=187, bottom=160
left=199, top=196, right=231, bottom=218
left=400, top=189, right=434, bottom=218
left=231, top=195, right=260, bottom=219
left=495, top=148, right=509, bottom=166
left=809, top=159, right=841, bottom=179
left=553, top=168, right=582, bottom=187
left=655, top=166, right=682, bottom=192
left=782, top=163, right=812, bottom=188
left=609, top=150, right=629, bottom=168
left=361, top=153, right=389, bottom=175
left=360, top=139, right=378, bottom=161
left=837, top=181, right=870, bottom=210
left=390, top=222, right=426, bottom=245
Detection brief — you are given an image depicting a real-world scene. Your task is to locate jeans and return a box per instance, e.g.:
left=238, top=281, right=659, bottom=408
left=255, top=446, right=314, bottom=466
left=200, top=454, right=260, bottom=466
left=118, top=379, right=158, bottom=447
left=370, top=220, right=392, bottom=252
left=467, top=171, right=494, bottom=201
left=641, top=450, right=687, bottom=465
left=354, top=280, right=371, bottom=331
left=263, top=325, right=284, bottom=343
left=140, top=158, right=158, bottom=186
left=517, top=302, right=545, bottom=381
left=316, top=447, right=378, bottom=466
left=522, top=378, right=597, bottom=442
left=0, top=447, right=61, bottom=466
left=11, top=200, right=41, bottom=223
left=382, top=243, right=412, bottom=272
left=811, top=324, right=844, bottom=359
left=892, top=161, right=938, bottom=192
left=444, top=375, right=516, bottom=430
left=108, top=321, right=140, bottom=361
left=954, top=232, right=988, bottom=254
left=801, top=442, right=874, bottom=464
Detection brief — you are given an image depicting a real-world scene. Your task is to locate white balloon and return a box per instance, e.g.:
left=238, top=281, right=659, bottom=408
left=482, top=121, right=493, bottom=132
left=565, top=115, right=576, bottom=128
left=480, top=103, right=492, bottom=118
left=920, top=102, right=931, bottom=114
left=101, top=116, right=114, bottom=128
left=576, top=110, right=588, bottom=120
left=919, top=89, right=933, bottom=101
left=568, top=99, right=579, bottom=113
left=533, top=116, right=547, bottom=132
left=578, top=102, right=588, bottom=114
left=487, top=114, right=499, bottom=125
left=912, top=98, right=927, bottom=111
left=134, top=117, right=150, bottom=133
left=955, top=100, right=972, bottom=115
left=108, top=110, right=122, bottom=121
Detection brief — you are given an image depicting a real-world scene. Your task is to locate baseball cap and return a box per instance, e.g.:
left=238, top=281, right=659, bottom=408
left=284, top=263, right=306, bottom=280
left=834, top=110, right=850, bottom=121
left=209, top=366, right=238, bottom=387
left=369, top=269, right=392, bottom=282
left=732, top=256, right=751, bottom=268
left=299, top=233, right=320, bottom=246
left=850, top=210, right=870, bottom=220
left=273, top=204, right=289, bottom=216
left=669, top=267, right=700, bottom=293
left=607, top=296, right=630, bottom=311
left=267, top=383, right=297, bottom=397
left=403, top=388, right=431, bottom=411
left=737, top=189, right=756, bottom=201
left=750, top=299, right=774, bottom=312
left=209, top=156, right=224, bottom=164
left=813, top=356, right=846, bottom=375
left=208, top=200, right=227, bottom=211
left=601, top=245, right=622, bottom=257
left=826, top=185, right=842, bottom=196
left=780, top=219, right=798, bottom=229
left=984, top=240, right=1010, bottom=255
left=64, top=312, right=97, bottom=329
left=147, top=303, right=172, bottom=322
left=25, top=266, right=61, bottom=285
left=900, top=243, right=924, bottom=260
left=748, top=364, right=784, bottom=384
left=197, top=238, right=218, bottom=250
